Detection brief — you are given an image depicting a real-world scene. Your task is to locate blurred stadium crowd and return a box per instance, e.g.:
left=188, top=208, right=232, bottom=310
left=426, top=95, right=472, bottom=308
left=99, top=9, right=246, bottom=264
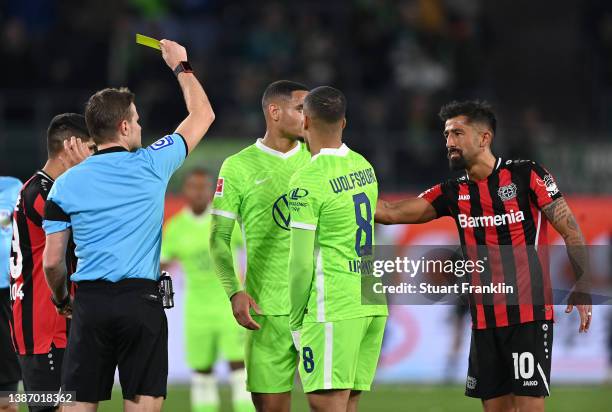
left=1, top=0, right=612, bottom=192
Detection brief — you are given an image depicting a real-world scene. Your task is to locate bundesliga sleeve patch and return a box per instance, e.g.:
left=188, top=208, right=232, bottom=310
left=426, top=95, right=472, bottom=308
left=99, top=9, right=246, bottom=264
left=150, top=135, right=175, bottom=150
left=215, top=178, right=224, bottom=197
left=536, top=174, right=559, bottom=197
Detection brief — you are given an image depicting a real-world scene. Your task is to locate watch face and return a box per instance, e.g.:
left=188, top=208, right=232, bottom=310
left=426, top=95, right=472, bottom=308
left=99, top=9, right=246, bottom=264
left=182, top=61, right=193, bottom=72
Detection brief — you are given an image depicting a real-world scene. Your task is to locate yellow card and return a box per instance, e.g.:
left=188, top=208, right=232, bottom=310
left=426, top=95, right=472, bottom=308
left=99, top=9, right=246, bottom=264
left=136, top=34, right=161, bottom=50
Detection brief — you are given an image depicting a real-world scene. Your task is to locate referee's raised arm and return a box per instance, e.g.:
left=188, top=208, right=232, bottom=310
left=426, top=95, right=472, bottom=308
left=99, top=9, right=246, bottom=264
left=159, top=39, right=215, bottom=153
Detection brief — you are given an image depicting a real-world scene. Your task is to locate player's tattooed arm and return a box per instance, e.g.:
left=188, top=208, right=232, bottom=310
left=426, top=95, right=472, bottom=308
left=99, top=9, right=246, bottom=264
left=542, top=197, right=592, bottom=332
left=375, top=197, right=437, bottom=225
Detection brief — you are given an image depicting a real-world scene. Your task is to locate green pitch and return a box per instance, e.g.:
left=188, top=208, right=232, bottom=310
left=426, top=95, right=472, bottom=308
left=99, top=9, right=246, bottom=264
left=85, top=384, right=611, bottom=412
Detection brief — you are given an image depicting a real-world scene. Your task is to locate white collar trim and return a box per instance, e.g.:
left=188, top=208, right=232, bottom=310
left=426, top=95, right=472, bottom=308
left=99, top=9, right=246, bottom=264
left=495, top=157, right=502, bottom=170
left=255, top=138, right=301, bottom=159
left=311, top=144, right=349, bottom=161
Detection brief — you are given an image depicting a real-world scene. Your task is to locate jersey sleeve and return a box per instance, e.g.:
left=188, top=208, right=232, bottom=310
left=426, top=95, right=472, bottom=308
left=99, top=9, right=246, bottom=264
left=418, top=183, right=451, bottom=217
left=211, top=157, right=242, bottom=220
left=144, top=133, right=188, bottom=182
left=43, top=178, right=72, bottom=234
left=288, top=169, right=322, bottom=231
left=160, top=219, right=178, bottom=263
left=230, top=221, right=243, bottom=249
left=528, top=161, right=563, bottom=209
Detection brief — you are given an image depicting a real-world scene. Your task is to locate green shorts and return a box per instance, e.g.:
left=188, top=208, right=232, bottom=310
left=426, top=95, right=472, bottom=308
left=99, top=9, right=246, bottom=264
left=245, top=315, right=298, bottom=393
left=185, top=312, right=246, bottom=371
left=297, top=316, right=387, bottom=393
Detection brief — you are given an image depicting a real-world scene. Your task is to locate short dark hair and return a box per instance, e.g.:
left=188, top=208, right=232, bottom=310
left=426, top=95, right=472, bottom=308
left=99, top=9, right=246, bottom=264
left=47, top=113, right=90, bottom=157
left=438, top=100, right=496, bottom=134
left=261, top=80, right=309, bottom=110
left=304, top=86, right=347, bottom=123
left=85, top=87, right=135, bottom=145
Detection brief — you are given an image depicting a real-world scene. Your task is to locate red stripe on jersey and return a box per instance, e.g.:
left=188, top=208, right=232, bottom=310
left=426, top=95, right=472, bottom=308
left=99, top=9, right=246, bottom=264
left=477, top=180, right=509, bottom=327
left=499, top=169, right=534, bottom=323
left=458, top=184, right=486, bottom=329
left=33, top=194, right=45, bottom=217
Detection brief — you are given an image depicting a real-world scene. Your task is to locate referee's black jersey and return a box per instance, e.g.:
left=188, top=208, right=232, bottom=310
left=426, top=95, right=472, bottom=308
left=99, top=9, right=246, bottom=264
left=420, top=158, right=562, bottom=329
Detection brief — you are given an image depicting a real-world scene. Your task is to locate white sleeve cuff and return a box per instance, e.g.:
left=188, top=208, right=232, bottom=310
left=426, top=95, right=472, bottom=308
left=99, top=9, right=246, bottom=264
left=211, top=209, right=237, bottom=220
left=290, top=221, right=316, bottom=231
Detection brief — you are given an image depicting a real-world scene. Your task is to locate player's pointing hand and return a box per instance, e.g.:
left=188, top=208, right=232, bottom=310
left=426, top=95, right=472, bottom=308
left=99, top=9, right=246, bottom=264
left=159, top=39, right=188, bottom=70
left=231, top=291, right=262, bottom=330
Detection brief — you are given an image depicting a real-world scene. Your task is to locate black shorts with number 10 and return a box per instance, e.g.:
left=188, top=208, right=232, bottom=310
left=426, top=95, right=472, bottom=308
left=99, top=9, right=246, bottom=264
left=465, top=320, right=553, bottom=400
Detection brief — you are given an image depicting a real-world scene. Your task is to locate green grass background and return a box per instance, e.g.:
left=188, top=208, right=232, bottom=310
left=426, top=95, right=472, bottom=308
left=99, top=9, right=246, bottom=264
left=39, top=384, right=608, bottom=411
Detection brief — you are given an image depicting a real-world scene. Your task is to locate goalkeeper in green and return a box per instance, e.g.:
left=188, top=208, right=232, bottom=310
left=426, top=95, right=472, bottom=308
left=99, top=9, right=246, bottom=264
left=209, top=81, right=311, bottom=412
left=161, top=169, right=252, bottom=412
left=288, top=86, right=388, bottom=412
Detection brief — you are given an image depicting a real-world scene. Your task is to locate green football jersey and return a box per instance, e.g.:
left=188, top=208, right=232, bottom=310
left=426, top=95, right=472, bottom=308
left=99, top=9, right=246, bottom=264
left=211, top=139, right=311, bottom=315
left=161, top=208, right=242, bottom=318
left=288, top=144, right=388, bottom=323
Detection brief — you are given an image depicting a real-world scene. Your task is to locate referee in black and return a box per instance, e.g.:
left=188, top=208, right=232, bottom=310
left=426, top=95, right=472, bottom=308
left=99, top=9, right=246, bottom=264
left=41, top=40, right=214, bottom=411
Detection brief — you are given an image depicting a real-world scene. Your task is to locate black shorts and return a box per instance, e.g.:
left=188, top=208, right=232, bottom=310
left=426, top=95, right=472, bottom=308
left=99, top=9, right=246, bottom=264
left=18, top=344, right=64, bottom=412
left=466, top=320, right=553, bottom=400
left=62, top=279, right=168, bottom=402
left=0, top=287, right=20, bottom=388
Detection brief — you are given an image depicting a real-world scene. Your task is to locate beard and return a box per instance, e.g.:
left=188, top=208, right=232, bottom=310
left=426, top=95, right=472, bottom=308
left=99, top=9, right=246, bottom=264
left=448, top=149, right=467, bottom=171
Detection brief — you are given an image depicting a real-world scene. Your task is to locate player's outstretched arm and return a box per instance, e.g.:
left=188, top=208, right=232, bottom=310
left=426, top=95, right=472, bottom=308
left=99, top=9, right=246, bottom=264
left=43, top=230, right=72, bottom=317
left=375, top=197, right=437, bottom=225
left=542, top=197, right=592, bottom=333
left=159, top=39, right=215, bottom=153
left=210, top=214, right=261, bottom=330
left=288, top=227, right=316, bottom=347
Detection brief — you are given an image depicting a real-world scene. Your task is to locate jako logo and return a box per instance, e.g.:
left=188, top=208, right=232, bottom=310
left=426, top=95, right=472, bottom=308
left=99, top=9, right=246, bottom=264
left=458, top=210, right=525, bottom=228
left=458, top=194, right=470, bottom=201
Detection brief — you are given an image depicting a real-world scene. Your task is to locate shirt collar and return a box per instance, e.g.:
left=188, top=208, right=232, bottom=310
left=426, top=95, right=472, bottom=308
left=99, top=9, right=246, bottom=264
left=93, top=146, right=129, bottom=156
left=36, top=170, right=55, bottom=182
left=255, top=138, right=301, bottom=159
left=311, top=143, right=350, bottom=161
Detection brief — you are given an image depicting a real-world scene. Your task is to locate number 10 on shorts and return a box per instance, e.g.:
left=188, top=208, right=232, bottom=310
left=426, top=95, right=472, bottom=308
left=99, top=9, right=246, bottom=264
left=512, top=352, right=534, bottom=379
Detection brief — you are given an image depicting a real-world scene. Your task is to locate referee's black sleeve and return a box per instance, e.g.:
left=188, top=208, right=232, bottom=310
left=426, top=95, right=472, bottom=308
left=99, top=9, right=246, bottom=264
left=44, top=199, right=70, bottom=222
left=175, top=132, right=189, bottom=157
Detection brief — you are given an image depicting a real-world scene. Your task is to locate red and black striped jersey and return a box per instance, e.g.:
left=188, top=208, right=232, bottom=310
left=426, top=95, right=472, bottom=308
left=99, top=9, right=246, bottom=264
left=9, top=170, right=76, bottom=355
left=419, top=158, right=562, bottom=329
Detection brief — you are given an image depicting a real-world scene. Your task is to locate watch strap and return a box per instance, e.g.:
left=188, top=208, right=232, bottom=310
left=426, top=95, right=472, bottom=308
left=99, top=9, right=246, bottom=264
left=173, top=61, right=193, bottom=77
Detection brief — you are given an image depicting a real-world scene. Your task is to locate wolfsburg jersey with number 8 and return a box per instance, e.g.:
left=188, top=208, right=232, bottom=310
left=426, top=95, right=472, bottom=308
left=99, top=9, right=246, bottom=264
left=211, top=139, right=311, bottom=315
left=288, top=144, right=388, bottom=323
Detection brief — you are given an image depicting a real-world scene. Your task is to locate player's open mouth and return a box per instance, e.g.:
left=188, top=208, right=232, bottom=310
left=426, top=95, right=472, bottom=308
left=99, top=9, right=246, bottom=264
left=448, top=150, right=462, bottom=159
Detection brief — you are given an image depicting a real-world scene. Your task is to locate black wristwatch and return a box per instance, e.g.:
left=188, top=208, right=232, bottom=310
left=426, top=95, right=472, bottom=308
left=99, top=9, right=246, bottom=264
left=173, top=61, right=194, bottom=77
left=51, top=294, right=70, bottom=310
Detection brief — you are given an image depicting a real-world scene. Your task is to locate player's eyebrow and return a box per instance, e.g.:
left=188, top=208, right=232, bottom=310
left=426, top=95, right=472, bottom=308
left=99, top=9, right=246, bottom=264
left=444, top=128, right=463, bottom=137
left=295, top=104, right=303, bottom=110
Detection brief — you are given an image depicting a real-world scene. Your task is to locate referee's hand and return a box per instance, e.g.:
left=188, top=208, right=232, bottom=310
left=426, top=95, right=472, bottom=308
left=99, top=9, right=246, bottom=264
left=159, top=39, right=187, bottom=70
left=231, top=291, right=262, bottom=330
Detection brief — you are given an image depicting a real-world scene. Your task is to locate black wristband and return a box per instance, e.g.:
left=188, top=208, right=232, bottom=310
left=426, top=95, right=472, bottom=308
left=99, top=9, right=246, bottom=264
left=51, top=293, right=70, bottom=309
left=173, top=61, right=194, bottom=77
